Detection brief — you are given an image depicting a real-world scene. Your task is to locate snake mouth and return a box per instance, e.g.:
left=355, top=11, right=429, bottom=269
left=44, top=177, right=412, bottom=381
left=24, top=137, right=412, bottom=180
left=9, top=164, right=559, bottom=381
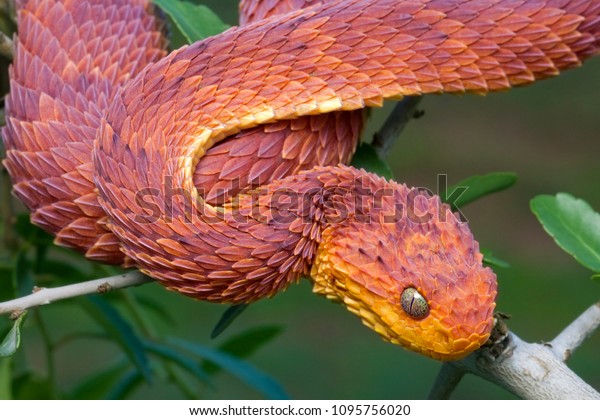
left=307, top=174, right=498, bottom=360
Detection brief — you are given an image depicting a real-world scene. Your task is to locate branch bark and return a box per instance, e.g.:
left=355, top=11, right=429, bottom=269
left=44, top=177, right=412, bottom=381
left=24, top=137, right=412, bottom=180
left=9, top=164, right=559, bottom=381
left=372, top=96, right=422, bottom=159
left=551, top=301, right=600, bottom=362
left=428, top=363, right=465, bottom=399
left=0, top=271, right=153, bottom=315
left=429, top=303, right=600, bottom=399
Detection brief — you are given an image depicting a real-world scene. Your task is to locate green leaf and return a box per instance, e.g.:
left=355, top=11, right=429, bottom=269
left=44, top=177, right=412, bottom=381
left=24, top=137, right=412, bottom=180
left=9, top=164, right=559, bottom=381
left=153, top=0, right=229, bottom=44
left=481, top=248, right=510, bottom=269
left=444, top=172, right=517, bottom=210
left=211, top=304, right=249, bottom=339
left=350, top=143, right=394, bottom=180
left=144, top=340, right=213, bottom=386
left=81, top=297, right=152, bottom=383
left=0, top=311, right=27, bottom=358
left=70, top=361, right=130, bottom=399
left=168, top=337, right=289, bottom=399
left=0, top=358, right=11, bottom=399
left=592, top=274, right=600, bottom=285
left=105, top=370, right=143, bottom=400
left=531, top=193, right=600, bottom=273
left=205, top=326, right=282, bottom=375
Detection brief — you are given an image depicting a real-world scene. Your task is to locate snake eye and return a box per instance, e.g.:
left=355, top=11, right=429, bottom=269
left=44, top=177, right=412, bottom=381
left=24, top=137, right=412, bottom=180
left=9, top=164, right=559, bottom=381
left=401, top=287, right=429, bottom=319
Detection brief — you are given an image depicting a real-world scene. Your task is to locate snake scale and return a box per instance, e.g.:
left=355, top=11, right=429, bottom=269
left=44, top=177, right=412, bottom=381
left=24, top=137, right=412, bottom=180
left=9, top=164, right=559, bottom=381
left=2, top=0, right=599, bottom=360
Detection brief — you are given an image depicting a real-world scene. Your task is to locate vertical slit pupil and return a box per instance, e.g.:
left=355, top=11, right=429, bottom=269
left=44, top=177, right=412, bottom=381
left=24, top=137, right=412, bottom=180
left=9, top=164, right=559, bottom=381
left=401, top=287, right=429, bottom=319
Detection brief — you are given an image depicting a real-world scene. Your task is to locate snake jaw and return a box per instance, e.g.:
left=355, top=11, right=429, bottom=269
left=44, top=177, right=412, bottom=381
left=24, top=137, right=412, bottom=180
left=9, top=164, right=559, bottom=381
left=310, top=169, right=497, bottom=360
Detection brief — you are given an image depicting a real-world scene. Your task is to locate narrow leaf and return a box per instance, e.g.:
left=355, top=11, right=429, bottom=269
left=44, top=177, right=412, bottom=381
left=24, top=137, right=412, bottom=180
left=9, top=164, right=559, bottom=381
left=211, top=304, right=249, bottom=339
left=531, top=193, right=600, bottom=273
left=70, top=361, right=130, bottom=399
left=168, top=337, right=288, bottom=399
left=105, top=370, right=143, bottom=400
left=350, top=143, right=394, bottom=180
left=144, top=340, right=213, bottom=386
left=481, top=248, right=510, bottom=269
left=444, top=172, right=517, bottom=210
left=205, top=326, right=282, bottom=374
left=592, top=274, right=600, bottom=285
left=0, top=311, right=27, bottom=357
left=81, top=297, right=152, bottom=383
left=136, top=296, right=175, bottom=325
left=153, top=0, right=229, bottom=44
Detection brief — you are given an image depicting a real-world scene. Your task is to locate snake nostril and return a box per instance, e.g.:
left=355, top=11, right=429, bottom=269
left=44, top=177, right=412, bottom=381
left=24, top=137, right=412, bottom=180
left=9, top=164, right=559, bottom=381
left=401, top=287, right=430, bottom=319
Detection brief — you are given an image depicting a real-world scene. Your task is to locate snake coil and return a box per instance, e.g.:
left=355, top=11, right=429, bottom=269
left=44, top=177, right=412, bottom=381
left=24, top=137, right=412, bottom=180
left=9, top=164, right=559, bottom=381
left=3, top=0, right=600, bottom=360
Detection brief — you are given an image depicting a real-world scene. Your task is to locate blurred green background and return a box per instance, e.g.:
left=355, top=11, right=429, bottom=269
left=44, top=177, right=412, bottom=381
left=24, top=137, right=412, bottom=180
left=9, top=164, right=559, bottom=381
left=2, top=0, right=600, bottom=400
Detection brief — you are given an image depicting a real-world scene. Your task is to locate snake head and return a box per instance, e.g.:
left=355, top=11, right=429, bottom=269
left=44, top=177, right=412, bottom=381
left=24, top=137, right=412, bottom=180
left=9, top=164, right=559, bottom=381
left=310, top=169, right=497, bottom=361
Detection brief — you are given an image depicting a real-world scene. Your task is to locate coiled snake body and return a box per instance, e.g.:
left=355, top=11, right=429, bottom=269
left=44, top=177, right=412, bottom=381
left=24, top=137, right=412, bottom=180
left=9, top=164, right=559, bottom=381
left=3, top=0, right=599, bottom=360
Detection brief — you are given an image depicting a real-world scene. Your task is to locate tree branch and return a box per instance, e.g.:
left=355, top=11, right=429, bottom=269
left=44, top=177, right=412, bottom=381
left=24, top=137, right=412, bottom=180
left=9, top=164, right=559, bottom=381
left=550, top=301, right=600, bottom=362
left=427, top=363, right=465, bottom=399
left=429, top=302, right=600, bottom=399
left=372, top=96, right=422, bottom=159
left=0, top=271, right=153, bottom=315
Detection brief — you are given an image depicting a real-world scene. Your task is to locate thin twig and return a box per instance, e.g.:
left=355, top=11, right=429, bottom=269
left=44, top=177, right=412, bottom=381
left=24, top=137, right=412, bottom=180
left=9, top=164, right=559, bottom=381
left=550, top=301, right=600, bottom=362
left=371, top=96, right=423, bottom=159
left=0, top=271, right=153, bottom=315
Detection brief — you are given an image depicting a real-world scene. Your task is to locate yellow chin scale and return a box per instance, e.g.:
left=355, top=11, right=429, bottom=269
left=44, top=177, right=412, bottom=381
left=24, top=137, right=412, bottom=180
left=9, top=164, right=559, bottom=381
left=310, top=226, right=493, bottom=361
